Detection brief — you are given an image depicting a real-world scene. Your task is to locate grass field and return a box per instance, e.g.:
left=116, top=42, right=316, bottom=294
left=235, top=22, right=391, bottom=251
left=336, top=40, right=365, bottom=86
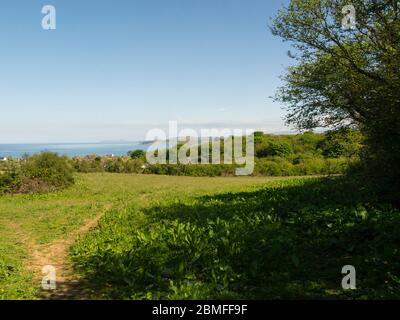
left=0, top=173, right=278, bottom=299
left=0, top=173, right=399, bottom=299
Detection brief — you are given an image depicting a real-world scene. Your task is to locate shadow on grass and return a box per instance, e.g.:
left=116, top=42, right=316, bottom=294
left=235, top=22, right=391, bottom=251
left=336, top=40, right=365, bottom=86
left=71, top=177, right=400, bottom=299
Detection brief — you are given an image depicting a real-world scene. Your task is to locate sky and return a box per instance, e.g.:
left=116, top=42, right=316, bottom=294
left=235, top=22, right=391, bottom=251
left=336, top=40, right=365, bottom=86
left=0, top=0, right=292, bottom=143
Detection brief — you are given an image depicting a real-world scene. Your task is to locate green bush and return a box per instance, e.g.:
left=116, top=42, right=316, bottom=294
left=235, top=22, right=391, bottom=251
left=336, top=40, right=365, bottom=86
left=103, top=158, right=126, bottom=173
left=124, top=159, right=145, bottom=173
left=71, top=156, right=104, bottom=173
left=0, top=172, right=21, bottom=194
left=144, top=164, right=236, bottom=177
left=255, top=158, right=294, bottom=176
left=18, top=152, right=74, bottom=193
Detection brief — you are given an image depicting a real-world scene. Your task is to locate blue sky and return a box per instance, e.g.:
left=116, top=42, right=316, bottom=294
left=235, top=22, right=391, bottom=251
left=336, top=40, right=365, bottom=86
left=0, top=0, right=292, bottom=143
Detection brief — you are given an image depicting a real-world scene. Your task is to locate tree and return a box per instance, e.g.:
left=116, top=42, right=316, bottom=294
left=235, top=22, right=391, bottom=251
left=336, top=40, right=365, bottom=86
left=256, top=141, right=293, bottom=158
left=318, top=128, right=362, bottom=158
left=272, top=0, right=400, bottom=203
left=128, top=149, right=146, bottom=159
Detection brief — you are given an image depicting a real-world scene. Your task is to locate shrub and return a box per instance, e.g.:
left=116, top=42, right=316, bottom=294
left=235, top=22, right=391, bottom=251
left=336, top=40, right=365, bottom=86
left=0, top=171, right=21, bottom=194
left=144, top=164, right=236, bottom=177
left=255, top=158, right=290, bottom=176
left=18, top=152, right=74, bottom=193
left=71, top=157, right=104, bottom=173
left=103, top=158, right=126, bottom=173
left=124, top=159, right=145, bottom=173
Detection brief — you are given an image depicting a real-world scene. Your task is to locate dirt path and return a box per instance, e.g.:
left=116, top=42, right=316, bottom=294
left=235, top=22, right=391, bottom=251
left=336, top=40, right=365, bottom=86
left=24, top=205, right=111, bottom=300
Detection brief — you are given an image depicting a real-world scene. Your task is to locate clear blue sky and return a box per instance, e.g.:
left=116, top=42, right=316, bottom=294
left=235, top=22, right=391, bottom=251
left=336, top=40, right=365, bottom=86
left=0, top=0, right=292, bottom=143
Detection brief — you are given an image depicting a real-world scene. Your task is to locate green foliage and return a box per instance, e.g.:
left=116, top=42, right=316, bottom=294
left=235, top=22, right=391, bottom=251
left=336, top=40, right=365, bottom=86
left=128, top=150, right=146, bottom=159
left=268, top=141, right=293, bottom=157
left=72, top=156, right=145, bottom=174
left=0, top=159, right=22, bottom=194
left=318, top=128, right=362, bottom=158
left=257, top=141, right=293, bottom=158
left=71, top=156, right=104, bottom=173
left=1, top=152, right=75, bottom=194
left=253, top=131, right=265, bottom=144
left=71, top=177, right=400, bottom=299
left=0, top=237, right=37, bottom=299
left=272, top=0, right=400, bottom=204
left=144, top=164, right=236, bottom=177
left=68, top=132, right=358, bottom=177
left=18, top=152, right=74, bottom=193
left=0, top=172, right=20, bottom=194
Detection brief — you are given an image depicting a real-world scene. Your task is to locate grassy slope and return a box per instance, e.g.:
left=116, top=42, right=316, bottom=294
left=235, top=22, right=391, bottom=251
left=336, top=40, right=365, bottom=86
left=0, top=173, right=277, bottom=299
left=71, top=176, right=400, bottom=300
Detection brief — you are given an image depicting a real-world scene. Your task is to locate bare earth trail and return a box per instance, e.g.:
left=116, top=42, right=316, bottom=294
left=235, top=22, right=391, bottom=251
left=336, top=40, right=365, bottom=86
left=0, top=217, right=102, bottom=299
left=27, top=205, right=111, bottom=299
left=33, top=209, right=108, bottom=300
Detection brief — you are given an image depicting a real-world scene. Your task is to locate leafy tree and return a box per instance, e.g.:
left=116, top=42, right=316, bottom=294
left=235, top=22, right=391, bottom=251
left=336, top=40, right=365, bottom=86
left=254, top=131, right=265, bottom=144
left=128, top=149, right=146, bottom=159
left=272, top=0, right=400, bottom=203
left=256, top=141, right=293, bottom=158
left=318, top=128, right=362, bottom=158
left=268, top=141, right=294, bottom=157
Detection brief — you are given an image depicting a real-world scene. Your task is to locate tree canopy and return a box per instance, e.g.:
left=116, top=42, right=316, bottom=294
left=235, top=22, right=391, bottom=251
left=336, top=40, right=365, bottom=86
left=272, top=0, right=400, bottom=203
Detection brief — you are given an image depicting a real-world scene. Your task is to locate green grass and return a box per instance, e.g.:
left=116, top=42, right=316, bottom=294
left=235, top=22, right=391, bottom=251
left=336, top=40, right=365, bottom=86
left=0, top=223, right=37, bottom=299
left=1, top=173, right=399, bottom=299
left=71, top=175, right=400, bottom=300
left=0, top=173, right=277, bottom=299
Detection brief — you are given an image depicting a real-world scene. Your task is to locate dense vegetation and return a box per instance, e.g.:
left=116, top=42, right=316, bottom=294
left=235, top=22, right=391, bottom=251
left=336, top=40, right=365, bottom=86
left=272, top=0, right=400, bottom=205
left=71, top=130, right=361, bottom=177
left=0, top=152, right=74, bottom=194
left=70, top=175, right=400, bottom=299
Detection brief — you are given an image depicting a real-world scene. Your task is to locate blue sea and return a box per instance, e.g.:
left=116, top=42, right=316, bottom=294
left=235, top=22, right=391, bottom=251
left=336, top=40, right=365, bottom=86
left=0, top=142, right=150, bottom=158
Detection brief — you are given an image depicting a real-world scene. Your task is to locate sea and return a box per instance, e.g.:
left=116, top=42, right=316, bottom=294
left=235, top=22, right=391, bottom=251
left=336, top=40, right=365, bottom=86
left=0, top=142, right=150, bottom=158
